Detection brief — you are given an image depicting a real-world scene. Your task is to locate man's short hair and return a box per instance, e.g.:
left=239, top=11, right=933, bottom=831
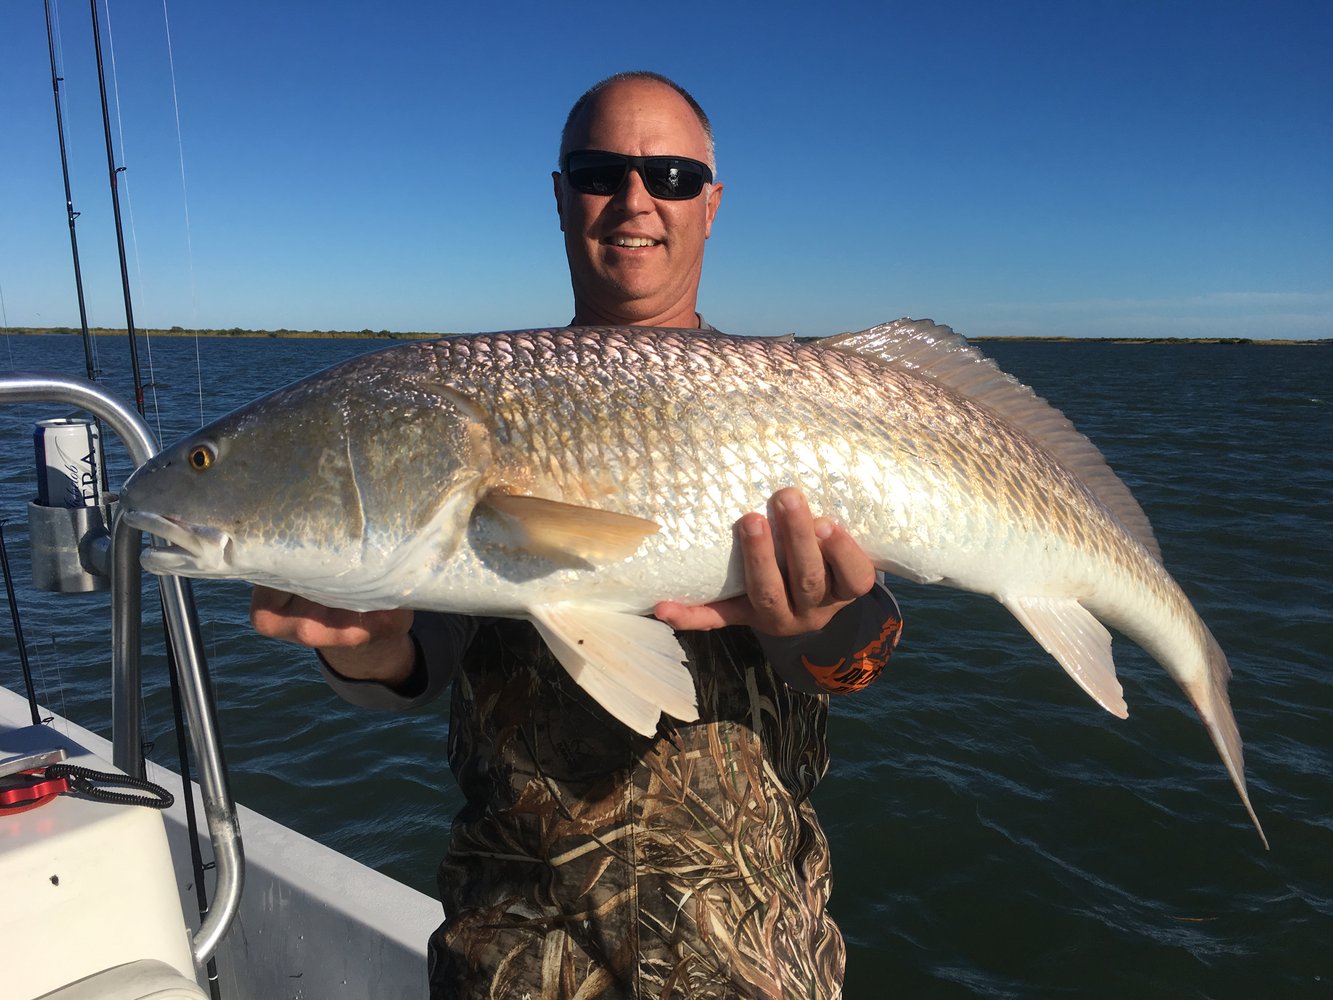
left=559, top=71, right=716, bottom=170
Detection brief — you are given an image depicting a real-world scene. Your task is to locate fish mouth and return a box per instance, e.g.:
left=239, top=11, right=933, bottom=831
left=121, top=510, right=234, bottom=577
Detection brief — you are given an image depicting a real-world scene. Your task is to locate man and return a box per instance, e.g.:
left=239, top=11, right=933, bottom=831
left=252, top=71, right=902, bottom=999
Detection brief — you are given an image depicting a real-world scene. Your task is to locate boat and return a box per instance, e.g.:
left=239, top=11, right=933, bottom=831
left=1, top=372, right=440, bottom=998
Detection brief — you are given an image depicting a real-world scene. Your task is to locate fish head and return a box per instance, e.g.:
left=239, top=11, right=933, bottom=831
left=121, top=360, right=491, bottom=606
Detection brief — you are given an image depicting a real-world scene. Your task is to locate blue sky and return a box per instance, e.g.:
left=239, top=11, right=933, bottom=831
left=2, top=1, right=1329, bottom=339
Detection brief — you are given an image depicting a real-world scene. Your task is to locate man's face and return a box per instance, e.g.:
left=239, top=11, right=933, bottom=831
left=554, top=80, right=724, bottom=328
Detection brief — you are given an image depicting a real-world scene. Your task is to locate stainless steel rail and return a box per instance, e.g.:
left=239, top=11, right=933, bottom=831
left=0, top=372, right=243, bottom=965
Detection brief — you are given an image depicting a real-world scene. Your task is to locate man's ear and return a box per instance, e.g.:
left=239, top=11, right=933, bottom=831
left=552, top=170, right=566, bottom=233
left=704, top=182, right=724, bottom=239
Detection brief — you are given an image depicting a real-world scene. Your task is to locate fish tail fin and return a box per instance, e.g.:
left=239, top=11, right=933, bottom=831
left=1190, top=624, right=1269, bottom=849
left=1007, top=593, right=1269, bottom=848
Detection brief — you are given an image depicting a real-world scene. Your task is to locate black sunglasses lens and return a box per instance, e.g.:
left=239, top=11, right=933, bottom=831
left=567, top=157, right=628, bottom=196
left=642, top=159, right=707, bottom=200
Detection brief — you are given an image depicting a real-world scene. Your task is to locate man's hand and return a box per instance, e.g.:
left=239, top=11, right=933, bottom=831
left=654, top=487, right=876, bottom=636
left=249, top=585, right=416, bottom=685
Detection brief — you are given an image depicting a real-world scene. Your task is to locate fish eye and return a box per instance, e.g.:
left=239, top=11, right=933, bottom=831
left=188, top=444, right=217, bottom=471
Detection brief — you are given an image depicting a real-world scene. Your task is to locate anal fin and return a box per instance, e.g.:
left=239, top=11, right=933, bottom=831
left=529, top=603, right=699, bottom=736
left=1000, top=595, right=1128, bottom=719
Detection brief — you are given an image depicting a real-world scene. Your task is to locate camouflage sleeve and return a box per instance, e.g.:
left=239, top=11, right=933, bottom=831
left=757, top=580, right=902, bottom=695
left=318, top=611, right=477, bottom=710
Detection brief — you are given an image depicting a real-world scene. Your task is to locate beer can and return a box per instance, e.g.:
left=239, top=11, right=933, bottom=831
left=33, top=418, right=103, bottom=508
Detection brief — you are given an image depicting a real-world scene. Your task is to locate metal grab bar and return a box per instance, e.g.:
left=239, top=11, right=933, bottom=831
left=0, top=372, right=242, bottom=965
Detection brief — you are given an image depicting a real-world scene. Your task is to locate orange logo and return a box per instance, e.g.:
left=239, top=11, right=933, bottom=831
left=801, top=613, right=903, bottom=694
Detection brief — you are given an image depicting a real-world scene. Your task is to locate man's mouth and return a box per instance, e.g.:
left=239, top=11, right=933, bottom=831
left=604, top=236, right=660, bottom=248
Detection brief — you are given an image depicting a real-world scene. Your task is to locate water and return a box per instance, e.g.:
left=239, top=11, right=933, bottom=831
left=1, top=333, right=1329, bottom=998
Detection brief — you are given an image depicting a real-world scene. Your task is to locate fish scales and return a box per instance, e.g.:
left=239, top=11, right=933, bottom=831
left=415, top=329, right=1031, bottom=563
left=119, top=320, right=1265, bottom=844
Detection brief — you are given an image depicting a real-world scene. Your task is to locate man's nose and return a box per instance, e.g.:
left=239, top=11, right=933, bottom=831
left=612, top=165, right=655, bottom=213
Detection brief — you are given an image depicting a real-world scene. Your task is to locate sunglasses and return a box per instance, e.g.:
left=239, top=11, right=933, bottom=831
left=562, top=149, right=714, bottom=201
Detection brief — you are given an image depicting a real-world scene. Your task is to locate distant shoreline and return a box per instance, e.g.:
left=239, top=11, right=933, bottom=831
left=3, top=326, right=1327, bottom=346
left=3, top=326, right=434, bottom=341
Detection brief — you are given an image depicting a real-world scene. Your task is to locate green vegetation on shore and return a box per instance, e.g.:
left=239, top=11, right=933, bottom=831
left=3, top=326, right=1327, bottom=346
left=969, top=335, right=1329, bottom=346
left=3, top=325, right=440, bottom=341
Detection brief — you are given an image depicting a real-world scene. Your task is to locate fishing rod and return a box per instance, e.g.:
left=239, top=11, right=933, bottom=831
left=88, top=0, right=146, bottom=417
left=0, top=522, right=42, bottom=726
left=89, top=7, right=226, bottom=993
left=43, top=0, right=97, bottom=384
left=48, top=8, right=224, bottom=994
left=42, top=0, right=115, bottom=522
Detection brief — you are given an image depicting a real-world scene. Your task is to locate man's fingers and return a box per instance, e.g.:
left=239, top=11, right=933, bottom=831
left=737, top=512, right=795, bottom=629
left=248, top=586, right=413, bottom=649
left=250, top=586, right=306, bottom=639
left=816, top=519, right=878, bottom=602
left=250, top=584, right=294, bottom=616
left=654, top=596, right=752, bottom=632
left=251, top=592, right=345, bottom=647
left=654, top=490, right=878, bottom=637
left=770, top=489, right=828, bottom=613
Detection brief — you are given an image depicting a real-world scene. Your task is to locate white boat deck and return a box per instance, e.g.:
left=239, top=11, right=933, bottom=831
left=2, top=685, right=438, bottom=999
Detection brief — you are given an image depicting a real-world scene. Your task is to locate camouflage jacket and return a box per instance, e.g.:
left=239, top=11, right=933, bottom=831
left=325, top=588, right=901, bottom=999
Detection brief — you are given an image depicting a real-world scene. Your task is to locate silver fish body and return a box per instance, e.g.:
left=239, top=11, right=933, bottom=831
left=119, top=319, right=1265, bottom=844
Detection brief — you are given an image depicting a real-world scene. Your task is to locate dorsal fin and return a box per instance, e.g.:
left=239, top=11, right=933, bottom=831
left=824, top=319, right=1162, bottom=561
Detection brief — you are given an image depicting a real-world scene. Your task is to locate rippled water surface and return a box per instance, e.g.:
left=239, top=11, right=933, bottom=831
left=1, top=333, right=1329, bottom=998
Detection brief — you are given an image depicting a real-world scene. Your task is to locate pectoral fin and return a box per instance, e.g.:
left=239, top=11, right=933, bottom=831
left=481, top=492, right=661, bottom=565
left=1001, top=595, right=1128, bottom=718
left=529, top=603, right=699, bottom=736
